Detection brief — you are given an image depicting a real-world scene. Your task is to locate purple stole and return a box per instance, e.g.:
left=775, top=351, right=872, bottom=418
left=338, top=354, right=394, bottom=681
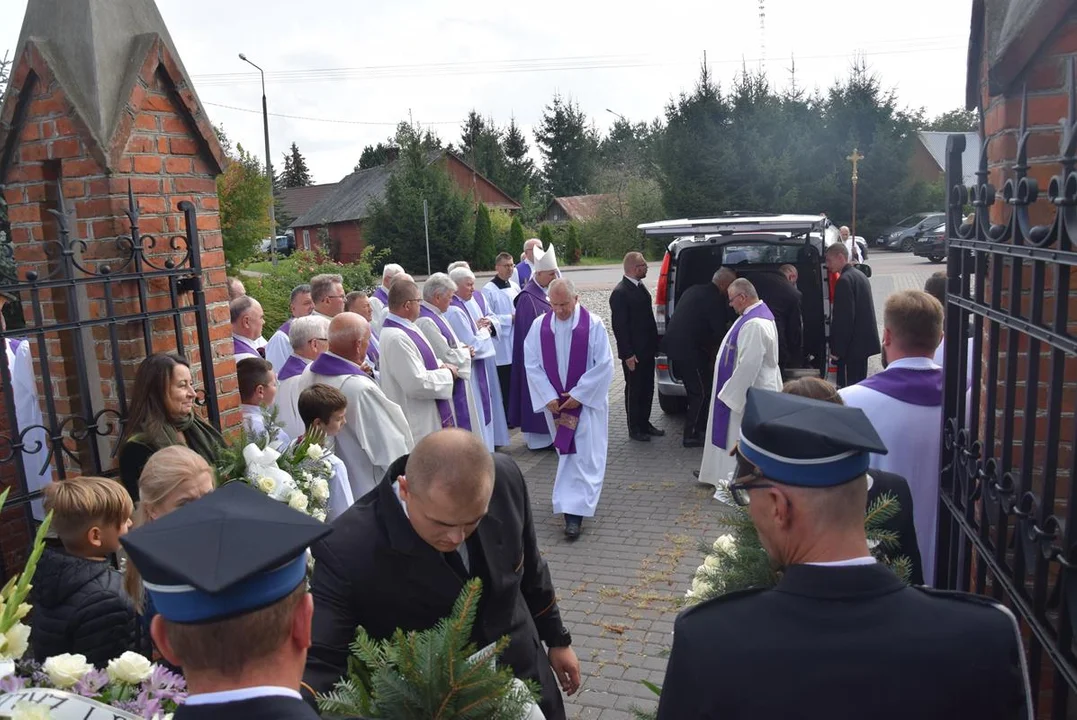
left=366, top=333, right=380, bottom=367
left=517, top=261, right=533, bottom=286
left=418, top=306, right=473, bottom=430
left=310, top=352, right=363, bottom=377
left=234, top=335, right=261, bottom=359
left=858, top=366, right=944, bottom=407
left=383, top=317, right=457, bottom=430
left=540, top=308, right=591, bottom=455
left=278, top=318, right=293, bottom=338
left=711, top=302, right=776, bottom=448
left=373, top=286, right=389, bottom=305
left=277, top=354, right=308, bottom=382
left=7, top=338, right=22, bottom=355
left=450, top=296, right=492, bottom=420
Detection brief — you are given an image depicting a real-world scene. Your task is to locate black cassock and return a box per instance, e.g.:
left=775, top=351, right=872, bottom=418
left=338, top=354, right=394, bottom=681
left=303, top=453, right=568, bottom=720
left=174, top=696, right=323, bottom=720
left=656, top=563, right=1029, bottom=720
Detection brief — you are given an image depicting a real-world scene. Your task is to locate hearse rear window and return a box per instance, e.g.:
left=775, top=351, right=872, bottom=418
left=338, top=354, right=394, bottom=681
left=720, top=243, right=802, bottom=265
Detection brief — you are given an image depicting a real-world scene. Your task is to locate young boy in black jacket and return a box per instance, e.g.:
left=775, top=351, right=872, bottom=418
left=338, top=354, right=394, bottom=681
left=31, top=476, right=141, bottom=667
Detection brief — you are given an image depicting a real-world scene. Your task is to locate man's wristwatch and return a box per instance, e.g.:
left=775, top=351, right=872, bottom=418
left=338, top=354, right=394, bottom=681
left=547, top=627, right=572, bottom=648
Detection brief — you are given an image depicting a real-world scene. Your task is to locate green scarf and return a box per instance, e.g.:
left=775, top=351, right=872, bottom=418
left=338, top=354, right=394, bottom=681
left=129, top=413, right=223, bottom=466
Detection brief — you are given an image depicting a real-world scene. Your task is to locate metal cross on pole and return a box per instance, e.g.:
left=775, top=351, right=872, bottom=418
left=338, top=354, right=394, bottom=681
left=847, top=147, right=863, bottom=240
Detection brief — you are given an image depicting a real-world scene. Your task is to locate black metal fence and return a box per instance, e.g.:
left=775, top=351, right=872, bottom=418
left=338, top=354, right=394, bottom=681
left=937, top=67, right=1077, bottom=717
left=0, top=180, right=218, bottom=578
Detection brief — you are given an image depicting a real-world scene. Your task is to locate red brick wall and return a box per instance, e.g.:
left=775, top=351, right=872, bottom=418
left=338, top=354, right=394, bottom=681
left=0, top=38, right=238, bottom=577
left=331, top=221, right=364, bottom=264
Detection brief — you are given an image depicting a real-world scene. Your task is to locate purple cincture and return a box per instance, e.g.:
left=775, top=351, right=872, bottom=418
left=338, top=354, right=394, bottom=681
left=383, top=317, right=456, bottom=430
left=711, top=302, right=776, bottom=448
left=450, top=296, right=492, bottom=420
left=539, top=307, right=591, bottom=455
left=508, top=279, right=552, bottom=432
left=276, top=354, right=308, bottom=382
left=857, top=366, right=944, bottom=407
left=418, top=306, right=472, bottom=430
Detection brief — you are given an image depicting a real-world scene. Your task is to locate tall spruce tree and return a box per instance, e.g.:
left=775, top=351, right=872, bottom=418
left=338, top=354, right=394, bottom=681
left=501, top=116, right=535, bottom=201
left=280, top=142, right=313, bottom=187
left=472, top=203, right=496, bottom=270
left=460, top=111, right=507, bottom=187
left=535, top=94, right=597, bottom=197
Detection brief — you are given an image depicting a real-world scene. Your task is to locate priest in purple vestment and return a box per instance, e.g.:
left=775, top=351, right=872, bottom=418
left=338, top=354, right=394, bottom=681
left=231, top=295, right=267, bottom=362
left=265, top=284, right=314, bottom=371
left=840, top=290, right=945, bottom=585
left=370, top=263, right=405, bottom=335
left=512, top=238, right=542, bottom=288
left=510, top=244, right=560, bottom=450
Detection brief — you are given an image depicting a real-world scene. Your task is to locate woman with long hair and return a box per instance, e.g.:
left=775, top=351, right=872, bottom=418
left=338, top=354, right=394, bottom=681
left=124, top=446, right=216, bottom=623
left=118, top=353, right=222, bottom=500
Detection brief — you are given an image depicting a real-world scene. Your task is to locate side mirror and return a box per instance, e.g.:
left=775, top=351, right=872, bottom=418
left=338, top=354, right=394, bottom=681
left=857, top=264, right=872, bottom=278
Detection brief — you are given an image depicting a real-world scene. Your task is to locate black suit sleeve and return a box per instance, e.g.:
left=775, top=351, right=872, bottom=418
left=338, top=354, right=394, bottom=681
left=502, top=455, right=564, bottom=645
left=655, top=614, right=707, bottom=719
left=118, top=441, right=154, bottom=502
left=609, top=286, right=634, bottom=360
left=830, top=276, right=854, bottom=359
left=787, top=292, right=803, bottom=367
left=304, top=536, right=361, bottom=697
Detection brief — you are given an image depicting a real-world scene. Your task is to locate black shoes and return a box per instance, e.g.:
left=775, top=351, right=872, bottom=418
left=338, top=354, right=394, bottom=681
left=565, top=514, right=582, bottom=539
left=683, top=436, right=704, bottom=448
left=646, top=425, right=666, bottom=437
left=692, top=469, right=701, bottom=478
left=630, top=431, right=651, bottom=442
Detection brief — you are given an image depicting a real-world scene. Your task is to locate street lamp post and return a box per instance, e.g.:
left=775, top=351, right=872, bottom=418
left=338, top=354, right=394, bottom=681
left=239, top=53, right=277, bottom=267
left=606, top=108, right=626, bottom=122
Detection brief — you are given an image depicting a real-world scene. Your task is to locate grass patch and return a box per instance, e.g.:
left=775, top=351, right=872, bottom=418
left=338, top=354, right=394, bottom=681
left=576, top=256, right=622, bottom=266
left=243, top=256, right=297, bottom=275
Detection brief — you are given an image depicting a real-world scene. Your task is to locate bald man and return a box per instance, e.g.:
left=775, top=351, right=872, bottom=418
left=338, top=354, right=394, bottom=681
left=610, top=252, right=662, bottom=441
left=305, top=429, right=579, bottom=720
left=295, top=312, right=413, bottom=497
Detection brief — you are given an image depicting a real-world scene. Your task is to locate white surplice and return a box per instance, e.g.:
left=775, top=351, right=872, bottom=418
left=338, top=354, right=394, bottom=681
left=379, top=313, right=456, bottom=443
left=325, top=452, right=356, bottom=522
left=306, top=353, right=414, bottom=497
left=699, top=303, right=781, bottom=496
left=370, top=294, right=388, bottom=335
left=264, top=325, right=292, bottom=371
left=446, top=300, right=506, bottom=451
left=6, top=340, right=51, bottom=520
left=840, top=356, right=944, bottom=585
left=523, top=305, right=615, bottom=518
left=242, top=404, right=290, bottom=451
left=415, top=303, right=482, bottom=441
left=482, top=279, right=519, bottom=367
left=273, top=356, right=313, bottom=440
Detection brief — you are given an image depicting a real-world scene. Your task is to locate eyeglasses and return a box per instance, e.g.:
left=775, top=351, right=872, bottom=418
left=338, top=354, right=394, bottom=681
left=727, top=476, right=775, bottom=506
left=728, top=293, right=745, bottom=305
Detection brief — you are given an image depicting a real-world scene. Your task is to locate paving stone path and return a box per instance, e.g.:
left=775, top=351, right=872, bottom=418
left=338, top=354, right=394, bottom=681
left=496, top=259, right=937, bottom=718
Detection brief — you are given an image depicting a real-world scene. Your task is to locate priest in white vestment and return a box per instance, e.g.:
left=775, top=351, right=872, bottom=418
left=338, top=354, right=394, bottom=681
left=447, top=266, right=506, bottom=451
left=699, top=279, right=781, bottom=496
left=231, top=295, right=267, bottom=362
left=2, top=313, right=51, bottom=520
left=840, top=290, right=945, bottom=585
left=264, top=283, right=314, bottom=371
left=524, top=278, right=615, bottom=539
left=415, top=273, right=481, bottom=437
left=378, top=277, right=459, bottom=443
left=482, top=252, right=520, bottom=426
left=370, top=263, right=404, bottom=335
left=274, top=314, right=330, bottom=440
left=302, top=312, right=413, bottom=498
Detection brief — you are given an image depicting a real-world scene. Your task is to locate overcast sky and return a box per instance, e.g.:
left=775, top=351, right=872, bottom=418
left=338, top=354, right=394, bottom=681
left=2, top=0, right=973, bottom=185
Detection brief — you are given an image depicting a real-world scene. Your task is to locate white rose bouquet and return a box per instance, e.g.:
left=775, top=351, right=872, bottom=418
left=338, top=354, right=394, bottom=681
left=215, top=408, right=332, bottom=522
left=3, top=651, right=186, bottom=718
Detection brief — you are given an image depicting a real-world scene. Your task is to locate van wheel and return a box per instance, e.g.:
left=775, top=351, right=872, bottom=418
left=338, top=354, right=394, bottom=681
left=658, top=392, right=687, bottom=415
left=930, top=255, right=944, bottom=263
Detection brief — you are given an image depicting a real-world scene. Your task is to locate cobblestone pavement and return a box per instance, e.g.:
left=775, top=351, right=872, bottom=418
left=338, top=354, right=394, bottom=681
left=497, top=255, right=937, bottom=719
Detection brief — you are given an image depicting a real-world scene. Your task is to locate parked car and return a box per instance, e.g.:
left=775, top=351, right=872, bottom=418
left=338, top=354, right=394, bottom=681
left=912, top=222, right=947, bottom=263
left=259, top=235, right=296, bottom=256
left=875, top=212, right=946, bottom=252
left=639, top=213, right=872, bottom=413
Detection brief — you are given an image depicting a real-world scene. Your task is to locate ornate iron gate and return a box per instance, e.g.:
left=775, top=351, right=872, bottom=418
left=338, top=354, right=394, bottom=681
left=0, top=180, right=219, bottom=578
left=936, top=72, right=1077, bottom=717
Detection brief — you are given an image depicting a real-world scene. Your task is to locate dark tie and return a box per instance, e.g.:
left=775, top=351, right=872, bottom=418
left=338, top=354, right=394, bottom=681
left=443, top=550, right=468, bottom=580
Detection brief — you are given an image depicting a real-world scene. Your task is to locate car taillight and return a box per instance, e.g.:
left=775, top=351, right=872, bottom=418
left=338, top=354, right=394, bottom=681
left=654, top=252, right=671, bottom=334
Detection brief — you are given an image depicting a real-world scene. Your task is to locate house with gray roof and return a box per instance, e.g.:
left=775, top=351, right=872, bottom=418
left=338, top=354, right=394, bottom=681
left=911, top=131, right=982, bottom=187
left=291, top=149, right=520, bottom=263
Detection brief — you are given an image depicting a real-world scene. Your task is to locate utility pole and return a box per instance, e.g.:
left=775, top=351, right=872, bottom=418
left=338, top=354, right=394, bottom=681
left=239, top=53, right=277, bottom=266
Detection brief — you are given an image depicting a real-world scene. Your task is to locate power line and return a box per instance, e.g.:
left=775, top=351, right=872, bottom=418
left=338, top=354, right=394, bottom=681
left=201, top=100, right=464, bottom=126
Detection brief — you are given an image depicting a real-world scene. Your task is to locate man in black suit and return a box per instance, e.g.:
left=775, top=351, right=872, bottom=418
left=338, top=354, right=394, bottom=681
left=610, top=252, right=663, bottom=442
left=742, top=268, right=803, bottom=370
left=656, top=389, right=1029, bottom=720
left=303, top=429, right=580, bottom=720
left=121, top=482, right=333, bottom=720
left=662, top=268, right=734, bottom=447
left=827, top=242, right=880, bottom=386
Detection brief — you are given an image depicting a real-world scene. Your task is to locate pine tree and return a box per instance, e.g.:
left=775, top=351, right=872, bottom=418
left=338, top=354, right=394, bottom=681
left=565, top=223, right=581, bottom=265
left=534, top=94, right=597, bottom=197
left=501, top=117, right=534, bottom=202
left=356, top=141, right=398, bottom=171
left=280, top=142, right=313, bottom=188
left=472, top=203, right=496, bottom=270
left=460, top=110, right=507, bottom=188
left=318, top=578, right=539, bottom=720
left=507, top=215, right=525, bottom=261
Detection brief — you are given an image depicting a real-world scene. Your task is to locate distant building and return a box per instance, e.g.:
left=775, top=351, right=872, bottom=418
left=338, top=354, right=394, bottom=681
left=290, top=150, right=520, bottom=263
left=541, top=194, right=620, bottom=224
left=910, top=131, right=982, bottom=187
left=278, top=183, right=339, bottom=248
